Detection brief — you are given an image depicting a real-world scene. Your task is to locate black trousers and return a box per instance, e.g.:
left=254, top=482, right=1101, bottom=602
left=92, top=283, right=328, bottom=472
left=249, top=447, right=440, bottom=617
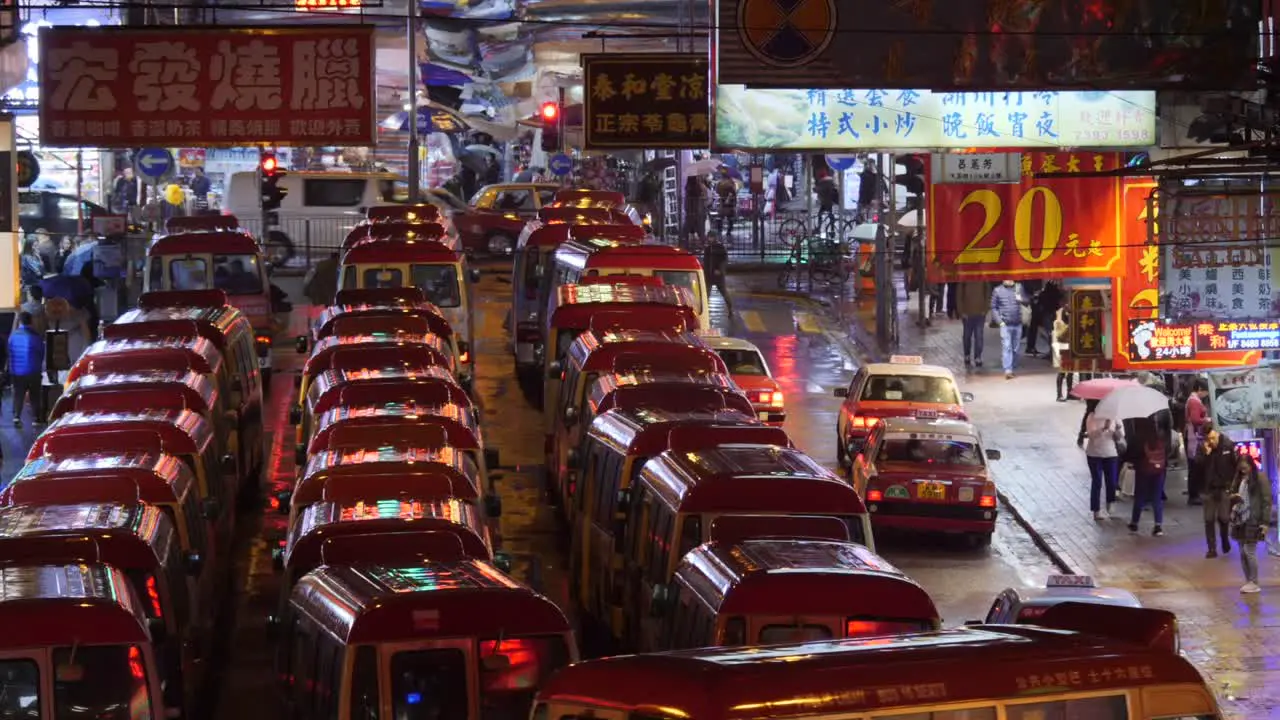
left=11, top=374, right=41, bottom=420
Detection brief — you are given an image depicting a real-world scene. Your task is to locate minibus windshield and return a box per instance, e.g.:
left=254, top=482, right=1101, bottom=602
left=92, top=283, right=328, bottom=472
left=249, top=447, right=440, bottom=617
left=53, top=645, right=153, bottom=720
left=411, top=265, right=461, bottom=308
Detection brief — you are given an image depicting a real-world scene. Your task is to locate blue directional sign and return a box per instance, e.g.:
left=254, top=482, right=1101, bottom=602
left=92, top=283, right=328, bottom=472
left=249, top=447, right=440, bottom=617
left=134, top=148, right=175, bottom=184
left=548, top=153, right=573, bottom=177
left=826, top=154, right=857, bottom=172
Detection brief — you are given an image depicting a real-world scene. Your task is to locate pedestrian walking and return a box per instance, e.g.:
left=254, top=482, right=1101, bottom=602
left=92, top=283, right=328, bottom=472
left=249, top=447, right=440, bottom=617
left=1184, top=379, right=1210, bottom=505
left=1053, top=307, right=1072, bottom=401
left=683, top=175, right=709, bottom=248
left=988, top=279, right=1028, bottom=379
left=1129, top=417, right=1175, bottom=536
left=189, top=167, right=212, bottom=211
left=1230, top=454, right=1271, bottom=593
left=7, top=311, right=44, bottom=427
left=1084, top=406, right=1124, bottom=520
left=303, top=253, right=340, bottom=310
left=715, top=169, right=737, bottom=238
left=955, top=281, right=987, bottom=368
left=1201, top=428, right=1236, bottom=558
left=815, top=175, right=839, bottom=231
left=703, top=236, right=730, bottom=309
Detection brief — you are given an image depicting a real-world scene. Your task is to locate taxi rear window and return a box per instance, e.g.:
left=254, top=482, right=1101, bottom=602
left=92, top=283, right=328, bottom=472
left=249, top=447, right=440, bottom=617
left=878, top=437, right=983, bottom=467
left=862, top=374, right=959, bottom=404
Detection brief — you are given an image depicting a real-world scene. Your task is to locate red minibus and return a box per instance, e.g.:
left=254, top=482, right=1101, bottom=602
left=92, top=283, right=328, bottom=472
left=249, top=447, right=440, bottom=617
left=165, top=214, right=245, bottom=233
left=366, top=203, right=443, bottom=223
left=341, top=219, right=449, bottom=253
left=552, top=238, right=708, bottom=329
left=533, top=603, right=1219, bottom=720
left=585, top=371, right=755, bottom=420
left=293, top=364, right=468, bottom=445
left=307, top=400, right=497, bottom=473
left=0, top=564, right=170, bottom=720
left=650, top=538, right=940, bottom=652
left=69, top=337, right=226, bottom=403
left=279, top=561, right=577, bottom=720
left=308, top=304, right=468, bottom=392
left=0, top=502, right=209, bottom=712
left=571, top=409, right=763, bottom=642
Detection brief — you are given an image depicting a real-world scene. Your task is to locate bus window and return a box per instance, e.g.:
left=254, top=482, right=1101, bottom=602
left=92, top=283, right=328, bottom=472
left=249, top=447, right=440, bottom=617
left=521, top=250, right=541, bottom=300
left=479, top=637, right=569, bottom=720
left=148, top=259, right=163, bottom=290
left=1006, top=695, right=1128, bottom=719
left=722, top=617, right=746, bottom=645
left=759, top=624, right=833, bottom=645
left=365, top=268, right=404, bottom=289
left=653, top=270, right=702, bottom=314
left=349, top=646, right=379, bottom=720
left=0, top=658, right=39, bottom=720
left=677, top=515, right=701, bottom=558
left=390, top=648, right=468, bottom=720
left=53, top=645, right=154, bottom=720
left=872, top=709, right=995, bottom=720
left=212, top=254, right=264, bottom=296
left=411, top=265, right=461, bottom=308
left=171, top=258, right=208, bottom=291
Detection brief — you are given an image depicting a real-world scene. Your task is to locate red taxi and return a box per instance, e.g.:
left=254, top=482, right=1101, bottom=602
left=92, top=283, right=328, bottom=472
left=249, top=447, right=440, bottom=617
left=648, top=538, right=940, bottom=652
left=453, top=181, right=559, bottom=255
left=279, top=561, right=576, bottom=720
left=0, top=503, right=208, bottom=712
left=703, top=334, right=786, bottom=425
left=532, top=604, right=1218, bottom=720
left=852, top=417, right=1002, bottom=545
left=0, top=564, right=171, bottom=720
left=542, top=283, right=699, bottom=407
left=551, top=237, right=708, bottom=329
left=834, top=355, right=974, bottom=467
left=291, top=364, right=468, bottom=445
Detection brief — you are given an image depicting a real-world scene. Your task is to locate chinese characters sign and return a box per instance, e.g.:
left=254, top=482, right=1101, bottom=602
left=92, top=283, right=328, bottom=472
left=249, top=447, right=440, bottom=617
left=38, top=26, right=375, bottom=147
left=1126, top=319, right=1280, bottom=364
left=935, top=154, right=1020, bottom=184
left=582, top=54, right=707, bottom=150
left=1208, top=368, right=1280, bottom=433
left=927, top=152, right=1123, bottom=283
left=1112, top=181, right=1258, bottom=371
left=715, top=0, right=1259, bottom=91
left=1069, top=290, right=1105, bottom=359
left=1158, top=191, right=1278, bottom=322
left=713, top=87, right=1155, bottom=150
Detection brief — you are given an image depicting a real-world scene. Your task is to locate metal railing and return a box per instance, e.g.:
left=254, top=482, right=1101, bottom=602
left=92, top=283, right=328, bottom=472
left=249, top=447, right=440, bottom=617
left=235, top=215, right=366, bottom=274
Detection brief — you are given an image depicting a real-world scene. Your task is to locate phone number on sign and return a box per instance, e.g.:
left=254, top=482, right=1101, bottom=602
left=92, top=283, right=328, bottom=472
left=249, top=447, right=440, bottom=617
left=1070, top=129, right=1152, bottom=144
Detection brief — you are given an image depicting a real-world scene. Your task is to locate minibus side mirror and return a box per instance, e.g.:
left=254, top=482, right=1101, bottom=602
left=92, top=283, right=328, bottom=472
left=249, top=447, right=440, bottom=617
left=295, top=336, right=308, bottom=354
left=275, top=490, right=293, bottom=514
left=493, top=552, right=512, bottom=574
left=185, top=551, right=204, bottom=577
left=295, top=445, right=306, bottom=466
left=293, top=374, right=303, bottom=390
left=547, top=360, right=562, bottom=379
left=147, top=617, right=169, bottom=644
left=483, top=448, right=500, bottom=469
left=289, top=405, right=302, bottom=426
left=833, top=387, right=849, bottom=398
left=566, top=448, right=579, bottom=468
left=202, top=497, right=220, bottom=522
left=264, top=614, right=280, bottom=642
left=616, top=487, right=631, bottom=513
left=469, top=268, right=482, bottom=284
left=223, top=411, right=240, bottom=431
left=985, top=449, right=1002, bottom=461
left=271, top=549, right=285, bottom=572
left=961, top=392, right=975, bottom=403
left=481, top=654, right=511, bottom=672
left=484, top=494, right=503, bottom=518
left=649, top=584, right=672, bottom=617
left=613, top=521, right=627, bottom=551
left=220, top=454, right=236, bottom=477
left=563, top=406, right=578, bottom=426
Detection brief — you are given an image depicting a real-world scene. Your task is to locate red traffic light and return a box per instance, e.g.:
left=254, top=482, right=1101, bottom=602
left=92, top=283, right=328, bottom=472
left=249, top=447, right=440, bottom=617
left=261, top=154, right=279, bottom=174
left=540, top=102, right=559, bottom=122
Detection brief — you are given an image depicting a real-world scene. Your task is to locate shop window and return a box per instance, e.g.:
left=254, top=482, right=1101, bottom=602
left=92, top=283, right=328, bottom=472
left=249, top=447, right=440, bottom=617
left=303, top=179, right=366, bottom=207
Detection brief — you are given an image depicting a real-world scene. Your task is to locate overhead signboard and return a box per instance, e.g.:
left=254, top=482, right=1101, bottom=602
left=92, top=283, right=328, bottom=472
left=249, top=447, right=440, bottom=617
left=582, top=53, right=709, bottom=150
left=927, top=152, right=1124, bottom=283
left=712, top=87, right=1156, bottom=150
left=1128, top=319, right=1280, bottom=363
left=38, top=25, right=376, bottom=148
left=934, top=153, right=1021, bottom=185
left=1111, top=180, right=1258, bottom=371
left=714, top=0, right=1260, bottom=91
left=1070, top=290, right=1106, bottom=359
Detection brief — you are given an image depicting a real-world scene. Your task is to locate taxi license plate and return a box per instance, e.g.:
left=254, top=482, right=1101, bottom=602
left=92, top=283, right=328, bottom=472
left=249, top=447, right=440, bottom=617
left=758, top=411, right=770, bottom=421
left=917, top=482, right=946, bottom=501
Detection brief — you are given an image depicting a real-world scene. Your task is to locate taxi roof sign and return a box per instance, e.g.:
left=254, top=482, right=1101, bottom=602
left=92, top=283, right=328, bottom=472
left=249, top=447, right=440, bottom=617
left=1047, top=574, right=1097, bottom=589
left=889, top=355, right=924, bottom=365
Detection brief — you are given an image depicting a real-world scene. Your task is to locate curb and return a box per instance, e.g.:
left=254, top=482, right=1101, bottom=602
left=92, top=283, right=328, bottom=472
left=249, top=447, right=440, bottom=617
left=748, top=285, right=1079, bottom=576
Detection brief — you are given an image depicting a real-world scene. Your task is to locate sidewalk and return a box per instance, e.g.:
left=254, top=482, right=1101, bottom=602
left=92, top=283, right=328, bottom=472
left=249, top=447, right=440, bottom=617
left=730, top=271, right=1280, bottom=716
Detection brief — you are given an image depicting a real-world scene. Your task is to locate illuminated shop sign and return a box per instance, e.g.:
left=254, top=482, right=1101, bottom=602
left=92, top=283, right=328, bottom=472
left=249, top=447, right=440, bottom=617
left=1128, top=319, right=1280, bottom=363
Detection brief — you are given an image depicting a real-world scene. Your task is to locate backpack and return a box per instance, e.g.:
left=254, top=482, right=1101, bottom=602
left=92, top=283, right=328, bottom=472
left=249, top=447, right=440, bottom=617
left=1141, top=439, right=1167, bottom=474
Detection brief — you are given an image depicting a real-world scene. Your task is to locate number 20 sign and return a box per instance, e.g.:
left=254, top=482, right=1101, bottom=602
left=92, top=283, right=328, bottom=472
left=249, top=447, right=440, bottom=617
left=926, top=152, right=1124, bottom=282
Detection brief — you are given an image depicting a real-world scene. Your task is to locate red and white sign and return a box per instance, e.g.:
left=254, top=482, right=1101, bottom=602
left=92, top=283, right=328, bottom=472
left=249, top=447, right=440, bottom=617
left=39, top=25, right=376, bottom=148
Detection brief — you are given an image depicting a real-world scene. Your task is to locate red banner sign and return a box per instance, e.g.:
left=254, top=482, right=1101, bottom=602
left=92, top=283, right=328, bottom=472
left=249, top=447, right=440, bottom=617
left=39, top=26, right=376, bottom=148
left=927, top=152, right=1123, bottom=283
left=1111, top=180, right=1259, bottom=371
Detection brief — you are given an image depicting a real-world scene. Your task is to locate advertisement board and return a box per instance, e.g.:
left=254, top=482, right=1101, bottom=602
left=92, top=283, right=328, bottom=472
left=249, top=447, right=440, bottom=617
left=1207, top=368, right=1280, bottom=433
left=1159, top=191, right=1278, bottom=322
left=713, top=87, right=1156, bottom=151
left=926, top=152, right=1123, bottom=282
left=714, top=0, right=1259, bottom=91
left=1111, top=181, right=1259, bottom=371
left=582, top=54, right=708, bottom=150
left=38, top=25, right=376, bottom=147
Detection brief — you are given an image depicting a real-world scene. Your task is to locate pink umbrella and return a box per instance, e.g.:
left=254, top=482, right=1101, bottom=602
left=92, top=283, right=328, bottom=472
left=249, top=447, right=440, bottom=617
left=1070, top=377, right=1139, bottom=401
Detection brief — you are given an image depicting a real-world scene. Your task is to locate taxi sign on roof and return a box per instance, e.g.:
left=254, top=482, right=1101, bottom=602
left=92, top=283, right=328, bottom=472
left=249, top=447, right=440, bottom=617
left=1047, top=574, right=1096, bottom=588
left=889, top=355, right=924, bottom=365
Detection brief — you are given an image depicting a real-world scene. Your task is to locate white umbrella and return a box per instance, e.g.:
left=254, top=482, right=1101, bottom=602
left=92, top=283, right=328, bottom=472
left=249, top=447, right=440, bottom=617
left=1095, top=384, right=1170, bottom=421
left=898, top=209, right=926, bottom=228
left=684, top=158, right=722, bottom=177
left=465, top=144, right=501, bottom=158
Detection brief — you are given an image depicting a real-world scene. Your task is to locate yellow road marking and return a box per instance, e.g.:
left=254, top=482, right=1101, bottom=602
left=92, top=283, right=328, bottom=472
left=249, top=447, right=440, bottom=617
left=740, top=310, right=766, bottom=333
left=796, top=311, right=822, bottom=335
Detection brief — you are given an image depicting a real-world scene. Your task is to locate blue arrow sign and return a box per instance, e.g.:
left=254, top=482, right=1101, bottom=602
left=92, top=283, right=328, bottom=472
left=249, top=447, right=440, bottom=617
left=826, top=154, right=857, bottom=172
left=135, top=147, right=174, bottom=182
left=548, top=153, right=573, bottom=177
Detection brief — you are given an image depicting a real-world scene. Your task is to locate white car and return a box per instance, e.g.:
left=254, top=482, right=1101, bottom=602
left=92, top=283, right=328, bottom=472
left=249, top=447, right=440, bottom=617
left=984, top=575, right=1142, bottom=624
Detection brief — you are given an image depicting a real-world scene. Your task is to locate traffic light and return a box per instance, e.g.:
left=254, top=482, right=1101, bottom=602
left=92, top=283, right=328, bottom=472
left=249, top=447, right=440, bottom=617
left=894, top=154, right=926, bottom=195
left=540, top=101, right=561, bottom=152
left=260, top=154, right=288, bottom=212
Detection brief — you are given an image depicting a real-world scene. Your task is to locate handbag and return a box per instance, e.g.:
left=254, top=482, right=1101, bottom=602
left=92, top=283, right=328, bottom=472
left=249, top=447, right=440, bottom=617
left=1230, top=474, right=1252, bottom=530
left=1113, top=425, right=1127, bottom=457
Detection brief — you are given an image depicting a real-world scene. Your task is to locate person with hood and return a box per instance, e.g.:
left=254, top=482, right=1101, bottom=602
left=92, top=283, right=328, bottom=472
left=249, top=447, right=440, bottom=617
left=1230, top=454, right=1271, bottom=593
left=1201, top=428, right=1237, bottom=557
left=988, top=279, right=1028, bottom=379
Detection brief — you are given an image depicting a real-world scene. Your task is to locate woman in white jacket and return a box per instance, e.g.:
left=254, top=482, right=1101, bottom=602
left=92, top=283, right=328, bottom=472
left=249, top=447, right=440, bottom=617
left=1083, top=399, right=1126, bottom=520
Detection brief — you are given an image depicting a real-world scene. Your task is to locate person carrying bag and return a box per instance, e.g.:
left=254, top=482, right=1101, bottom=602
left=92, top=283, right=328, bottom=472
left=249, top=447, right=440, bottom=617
left=1231, top=455, right=1271, bottom=594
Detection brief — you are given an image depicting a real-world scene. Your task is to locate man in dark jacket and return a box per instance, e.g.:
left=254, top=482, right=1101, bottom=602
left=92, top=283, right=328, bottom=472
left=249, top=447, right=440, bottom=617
left=1201, top=428, right=1237, bottom=557
left=7, top=311, right=44, bottom=426
left=703, top=236, right=730, bottom=309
